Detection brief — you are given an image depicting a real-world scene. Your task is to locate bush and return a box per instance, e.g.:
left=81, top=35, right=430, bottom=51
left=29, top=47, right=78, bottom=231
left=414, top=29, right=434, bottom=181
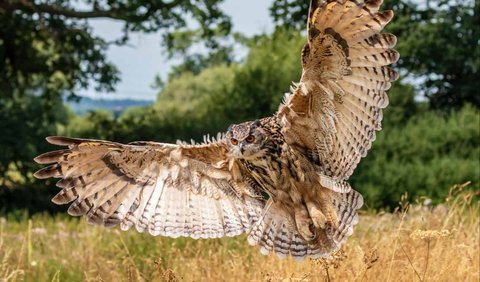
left=351, top=105, right=480, bottom=209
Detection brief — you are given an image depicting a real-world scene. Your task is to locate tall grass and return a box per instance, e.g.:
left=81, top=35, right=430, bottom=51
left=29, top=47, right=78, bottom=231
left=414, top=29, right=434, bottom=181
left=1, top=183, right=478, bottom=281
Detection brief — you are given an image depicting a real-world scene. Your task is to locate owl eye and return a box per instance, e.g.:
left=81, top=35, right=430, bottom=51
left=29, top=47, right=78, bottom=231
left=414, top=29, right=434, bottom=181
left=246, top=135, right=255, bottom=143
left=230, top=138, right=238, bottom=145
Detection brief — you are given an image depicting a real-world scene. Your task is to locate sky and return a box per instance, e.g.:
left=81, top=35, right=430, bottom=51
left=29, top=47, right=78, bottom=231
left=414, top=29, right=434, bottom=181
left=80, top=0, right=275, bottom=101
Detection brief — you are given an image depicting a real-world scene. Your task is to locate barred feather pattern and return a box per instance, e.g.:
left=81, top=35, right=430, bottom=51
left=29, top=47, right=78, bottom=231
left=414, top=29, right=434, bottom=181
left=34, top=136, right=264, bottom=239
left=279, top=0, right=399, bottom=181
left=247, top=203, right=328, bottom=261
left=246, top=188, right=363, bottom=260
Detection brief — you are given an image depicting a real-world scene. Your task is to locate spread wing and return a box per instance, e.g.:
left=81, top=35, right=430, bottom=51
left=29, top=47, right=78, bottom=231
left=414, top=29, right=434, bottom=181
left=34, top=136, right=264, bottom=239
left=278, top=0, right=399, bottom=181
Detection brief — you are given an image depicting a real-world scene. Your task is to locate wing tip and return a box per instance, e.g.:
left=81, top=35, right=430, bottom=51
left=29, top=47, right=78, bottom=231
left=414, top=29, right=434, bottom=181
left=33, top=170, right=44, bottom=179
left=33, top=165, right=62, bottom=179
left=51, top=192, right=72, bottom=205
left=33, top=155, right=45, bottom=164
left=46, top=136, right=81, bottom=146
left=34, top=149, right=70, bottom=164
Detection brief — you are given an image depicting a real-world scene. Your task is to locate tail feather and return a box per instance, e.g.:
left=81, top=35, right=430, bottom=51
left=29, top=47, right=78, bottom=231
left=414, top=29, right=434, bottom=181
left=330, top=189, right=364, bottom=244
left=247, top=185, right=364, bottom=260
left=247, top=203, right=338, bottom=260
left=272, top=223, right=294, bottom=259
left=259, top=219, right=276, bottom=255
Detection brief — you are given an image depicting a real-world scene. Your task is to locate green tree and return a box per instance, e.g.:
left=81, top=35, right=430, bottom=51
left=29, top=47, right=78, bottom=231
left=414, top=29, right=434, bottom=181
left=0, top=95, right=69, bottom=213
left=0, top=0, right=231, bottom=99
left=224, top=30, right=304, bottom=121
left=351, top=105, right=480, bottom=209
left=67, top=65, right=238, bottom=144
left=270, top=0, right=309, bottom=30
left=385, top=0, right=479, bottom=110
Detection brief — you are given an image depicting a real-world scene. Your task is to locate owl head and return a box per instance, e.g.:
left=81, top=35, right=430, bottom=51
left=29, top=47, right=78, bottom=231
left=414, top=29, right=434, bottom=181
left=226, top=120, right=268, bottom=159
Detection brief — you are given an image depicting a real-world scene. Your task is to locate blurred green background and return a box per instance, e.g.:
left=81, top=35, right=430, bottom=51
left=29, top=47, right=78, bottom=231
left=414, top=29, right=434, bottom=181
left=0, top=0, right=478, bottom=213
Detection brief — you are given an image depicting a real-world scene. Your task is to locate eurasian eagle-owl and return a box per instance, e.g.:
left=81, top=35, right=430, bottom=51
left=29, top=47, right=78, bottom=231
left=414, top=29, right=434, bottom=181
left=34, top=0, right=399, bottom=259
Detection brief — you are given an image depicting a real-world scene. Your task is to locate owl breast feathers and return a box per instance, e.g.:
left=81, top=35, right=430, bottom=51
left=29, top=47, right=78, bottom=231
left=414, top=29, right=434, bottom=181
left=34, top=0, right=398, bottom=260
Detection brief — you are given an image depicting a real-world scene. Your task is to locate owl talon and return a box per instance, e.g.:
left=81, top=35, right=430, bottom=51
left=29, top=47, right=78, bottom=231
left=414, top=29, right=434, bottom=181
left=295, top=211, right=316, bottom=241
left=299, top=223, right=316, bottom=241
left=306, top=201, right=328, bottom=229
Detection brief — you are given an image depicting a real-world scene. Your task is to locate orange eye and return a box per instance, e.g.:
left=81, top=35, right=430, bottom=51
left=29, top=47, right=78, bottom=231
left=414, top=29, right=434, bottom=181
left=230, top=138, right=238, bottom=145
left=246, top=135, right=255, bottom=143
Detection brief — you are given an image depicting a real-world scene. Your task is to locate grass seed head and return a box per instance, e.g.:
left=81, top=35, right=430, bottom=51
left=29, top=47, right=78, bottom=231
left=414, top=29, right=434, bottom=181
left=410, top=229, right=453, bottom=241
left=363, top=248, right=379, bottom=270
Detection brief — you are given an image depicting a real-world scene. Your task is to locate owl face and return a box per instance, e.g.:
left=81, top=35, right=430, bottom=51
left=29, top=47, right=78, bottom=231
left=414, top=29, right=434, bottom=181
left=226, top=120, right=267, bottom=159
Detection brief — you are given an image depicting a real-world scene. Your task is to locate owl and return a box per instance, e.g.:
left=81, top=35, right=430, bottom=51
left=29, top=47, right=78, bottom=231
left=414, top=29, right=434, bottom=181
left=34, top=0, right=398, bottom=260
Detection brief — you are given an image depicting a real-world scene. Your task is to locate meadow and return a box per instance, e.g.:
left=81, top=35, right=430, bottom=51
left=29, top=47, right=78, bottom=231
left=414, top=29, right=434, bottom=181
left=1, top=183, right=478, bottom=282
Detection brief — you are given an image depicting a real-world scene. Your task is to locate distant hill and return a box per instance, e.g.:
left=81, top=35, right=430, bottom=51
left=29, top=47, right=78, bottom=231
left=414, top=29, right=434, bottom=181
left=65, top=97, right=154, bottom=115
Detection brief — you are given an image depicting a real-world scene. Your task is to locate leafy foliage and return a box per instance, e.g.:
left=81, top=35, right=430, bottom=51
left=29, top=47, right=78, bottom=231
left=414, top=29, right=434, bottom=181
left=383, top=0, right=479, bottom=110
left=226, top=30, right=304, bottom=120
left=351, top=105, right=480, bottom=209
left=66, top=65, right=238, bottom=143
left=0, top=0, right=231, bottom=99
left=270, top=0, right=309, bottom=30
left=0, top=0, right=232, bottom=212
left=0, top=95, right=68, bottom=213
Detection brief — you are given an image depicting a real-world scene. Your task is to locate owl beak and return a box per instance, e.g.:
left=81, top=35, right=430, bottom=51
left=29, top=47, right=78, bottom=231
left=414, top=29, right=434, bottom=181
left=239, top=143, right=245, bottom=153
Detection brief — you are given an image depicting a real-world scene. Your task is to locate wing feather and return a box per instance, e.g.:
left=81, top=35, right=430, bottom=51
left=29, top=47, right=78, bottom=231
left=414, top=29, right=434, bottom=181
left=337, top=81, right=389, bottom=107
left=279, top=0, right=398, bottom=180
left=34, top=136, right=264, bottom=239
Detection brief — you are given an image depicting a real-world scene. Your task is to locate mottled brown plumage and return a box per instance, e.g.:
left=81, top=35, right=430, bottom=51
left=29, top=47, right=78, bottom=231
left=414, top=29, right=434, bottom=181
left=34, top=0, right=398, bottom=260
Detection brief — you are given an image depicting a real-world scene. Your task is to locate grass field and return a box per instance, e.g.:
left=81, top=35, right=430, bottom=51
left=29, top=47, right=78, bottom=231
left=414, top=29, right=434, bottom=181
left=1, top=183, right=478, bottom=282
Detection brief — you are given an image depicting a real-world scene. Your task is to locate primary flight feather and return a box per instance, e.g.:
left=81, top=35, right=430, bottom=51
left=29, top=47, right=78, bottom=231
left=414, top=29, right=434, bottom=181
left=34, top=0, right=399, bottom=260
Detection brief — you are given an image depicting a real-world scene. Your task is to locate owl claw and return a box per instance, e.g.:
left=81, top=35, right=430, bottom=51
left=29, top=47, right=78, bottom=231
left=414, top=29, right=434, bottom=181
left=295, top=211, right=316, bottom=241
left=306, top=201, right=328, bottom=229
left=299, top=222, right=316, bottom=241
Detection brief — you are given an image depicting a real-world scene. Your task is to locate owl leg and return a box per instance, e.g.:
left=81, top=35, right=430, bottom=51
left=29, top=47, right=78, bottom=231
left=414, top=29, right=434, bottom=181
left=306, top=201, right=327, bottom=229
left=294, top=206, right=315, bottom=241
left=305, top=200, right=339, bottom=254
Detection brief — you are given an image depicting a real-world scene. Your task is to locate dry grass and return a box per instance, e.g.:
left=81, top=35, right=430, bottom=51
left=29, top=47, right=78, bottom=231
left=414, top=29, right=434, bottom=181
left=1, top=183, right=478, bottom=282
